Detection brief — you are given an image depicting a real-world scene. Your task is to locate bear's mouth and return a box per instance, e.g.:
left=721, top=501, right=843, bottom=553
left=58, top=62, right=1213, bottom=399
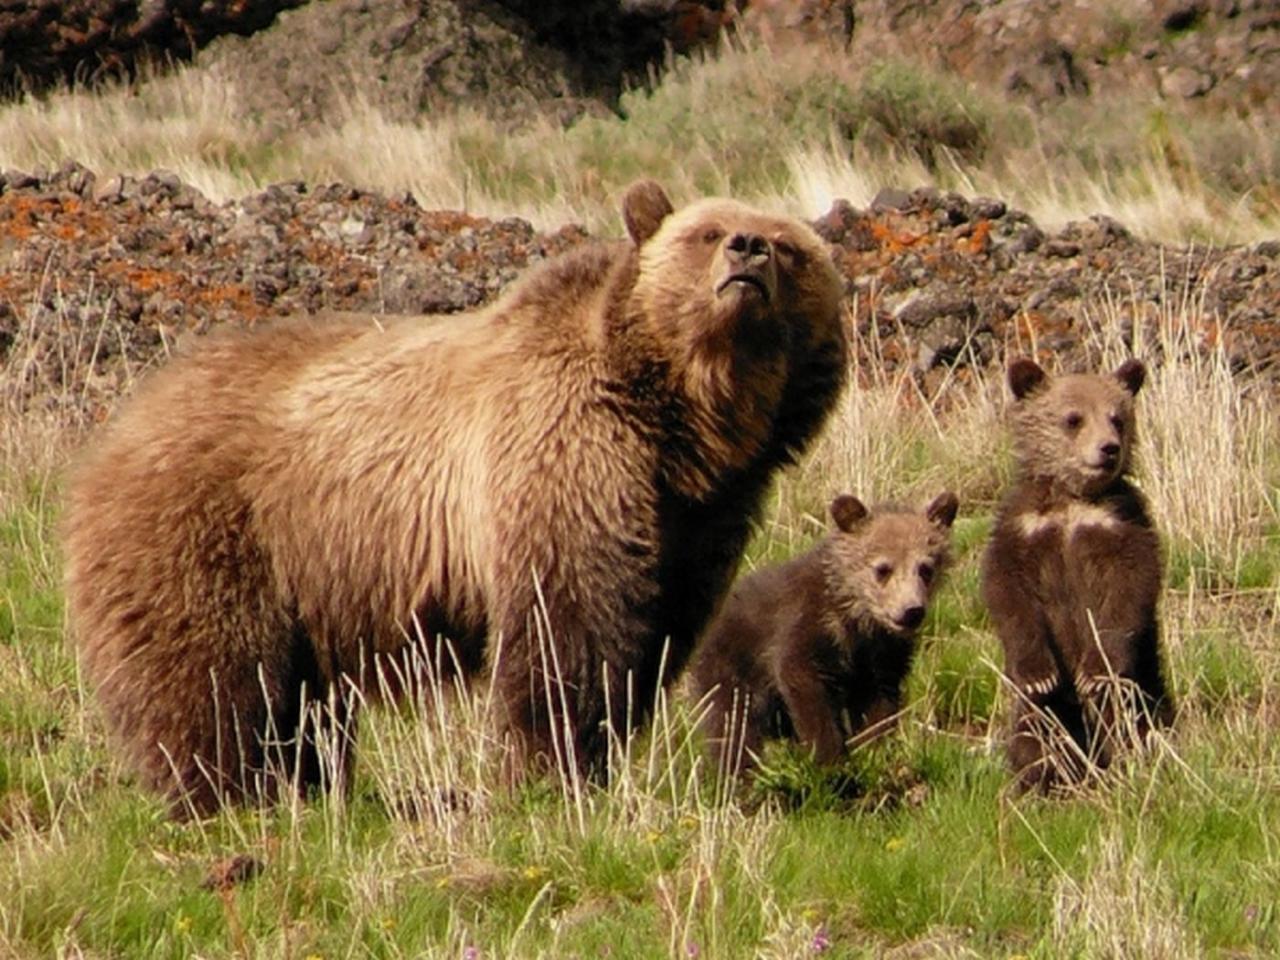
left=1086, top=454, right=1120, bottom=476
left=716, top=273, right=772, bottom=304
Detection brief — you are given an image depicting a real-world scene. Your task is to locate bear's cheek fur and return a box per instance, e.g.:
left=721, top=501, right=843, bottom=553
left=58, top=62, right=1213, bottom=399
left=1015, top=405, right=1095, bottom=490
left=637, top=250, right=732, bottom=338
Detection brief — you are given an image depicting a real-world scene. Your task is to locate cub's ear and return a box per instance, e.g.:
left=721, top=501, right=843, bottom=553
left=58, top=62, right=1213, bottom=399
left=622, top=179, right=675, bottom=246
left=830, top=494, right=869, bottom=533
left=925, top=491, right=959, bottom=529
left=1113, top=358, right=1146, bottom=396
left=1008, top=357, right=1048, bottom=400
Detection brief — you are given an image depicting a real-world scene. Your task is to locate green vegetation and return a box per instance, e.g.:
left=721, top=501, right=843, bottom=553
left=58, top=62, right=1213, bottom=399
left=1, top=294, right=1277, bottom=957
left=1, top=25, right=1278, bottom=957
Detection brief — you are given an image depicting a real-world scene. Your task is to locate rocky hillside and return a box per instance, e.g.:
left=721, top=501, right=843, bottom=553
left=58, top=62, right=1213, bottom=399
left=746, top=1, right=1280, bottom=114
left=4, top=2, right=1278, bottom=122
left=2, top=1, right=1277, bottom=422
left=2, top=163, right=1276, bottom=424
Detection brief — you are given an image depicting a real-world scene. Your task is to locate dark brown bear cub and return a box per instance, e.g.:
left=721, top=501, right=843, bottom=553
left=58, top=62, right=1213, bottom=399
left=982, top=357, right=1174, bottom=793
left=689, top=491, right=958, bottom=777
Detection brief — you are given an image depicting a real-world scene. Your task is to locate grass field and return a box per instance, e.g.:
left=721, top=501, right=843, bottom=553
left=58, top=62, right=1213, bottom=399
left=2, top=30, right=1279, bottom=960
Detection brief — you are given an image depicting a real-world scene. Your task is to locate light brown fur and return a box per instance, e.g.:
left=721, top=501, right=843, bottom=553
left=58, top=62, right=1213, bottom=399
left=63, top=181, right=848, bottom=813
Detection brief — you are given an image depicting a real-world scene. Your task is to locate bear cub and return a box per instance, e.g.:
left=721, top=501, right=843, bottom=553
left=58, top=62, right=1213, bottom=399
left=982, top=357, right=1174, bottom=793
left=690, top=491, right=958, bottom=777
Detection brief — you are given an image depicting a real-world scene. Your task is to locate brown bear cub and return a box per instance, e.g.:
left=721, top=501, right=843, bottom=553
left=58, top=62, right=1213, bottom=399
left=689, top=491, right=958, bottom=777
left=62, top=180, right=848, bottom=815
left=982, top=357, right=1174, bottom=793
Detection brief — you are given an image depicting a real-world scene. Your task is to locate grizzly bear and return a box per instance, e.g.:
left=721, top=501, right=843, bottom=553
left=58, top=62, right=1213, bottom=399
left=981, top=357, right=1173, bottom=793
left=689, top=490, right=958, bottom=778
left=62, top=180, right=848, bottom=814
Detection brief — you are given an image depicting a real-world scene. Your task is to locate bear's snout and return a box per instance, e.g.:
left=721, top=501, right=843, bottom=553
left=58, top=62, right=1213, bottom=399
left=895, top=604, right=926, bottom=631
left=717, top=231, right=775, bottom=303
left=726, top=231, right=771, bottom=264
left=1097, top=439, right=1121, bottom=466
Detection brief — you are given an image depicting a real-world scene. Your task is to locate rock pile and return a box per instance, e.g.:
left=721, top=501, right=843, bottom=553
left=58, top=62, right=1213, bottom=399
left=1, top=164, right=1276, bottom=422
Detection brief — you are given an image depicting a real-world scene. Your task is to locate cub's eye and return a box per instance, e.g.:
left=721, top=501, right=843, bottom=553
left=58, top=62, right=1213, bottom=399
left=1110, top=414, right=1125, bottom=432
left=874, top=562, right=893, bottom=583
left=918, top=563, right=935, bottom=584
left=1064, top=412, right=1083, bottom=432
left=701, top=227, right=724, bottom=245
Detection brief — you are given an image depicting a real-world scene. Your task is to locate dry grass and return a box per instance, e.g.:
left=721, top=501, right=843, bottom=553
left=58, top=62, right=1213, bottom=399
left=0, top=37, right=1278, bottom=945
left=1, top=38, right=1276, bottom=241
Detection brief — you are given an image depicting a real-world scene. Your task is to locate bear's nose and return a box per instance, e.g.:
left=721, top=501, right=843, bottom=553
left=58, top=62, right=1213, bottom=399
left=897, top=605, right=925, bottom=630
left=726, top=232, right=771, bottom=264
left=1100, top=441, right=1120, bottom=459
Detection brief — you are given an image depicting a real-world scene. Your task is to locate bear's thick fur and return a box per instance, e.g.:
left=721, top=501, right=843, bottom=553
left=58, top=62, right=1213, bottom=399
left=981, top=358, right=1173, bottom=793
left=62, top=180, right=848, bottom=813
left=689, top=491, right=958, bottom=777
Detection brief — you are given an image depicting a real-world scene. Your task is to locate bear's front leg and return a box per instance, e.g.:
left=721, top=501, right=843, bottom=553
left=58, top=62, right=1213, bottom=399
left=847, top=692, right=903, bottom=750
left=776, top=653, right=844, bottom=765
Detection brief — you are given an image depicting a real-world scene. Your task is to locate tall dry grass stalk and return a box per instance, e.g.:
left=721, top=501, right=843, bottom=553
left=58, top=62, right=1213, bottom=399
left=1081, top=275, right=1279, bottom=572
left=771, top=307, right=1006, bottom=550
left=1051, top=830, right=1202, bottom=958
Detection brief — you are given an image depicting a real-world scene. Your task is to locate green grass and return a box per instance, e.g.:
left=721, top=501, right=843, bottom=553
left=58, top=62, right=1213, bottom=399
left=1, top=34, right=1279, bottom=943
left=2, top=338, right=1278, bottom=958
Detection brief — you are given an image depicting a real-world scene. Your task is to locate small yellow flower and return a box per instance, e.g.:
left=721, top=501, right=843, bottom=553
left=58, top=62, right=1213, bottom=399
left=800, top=907, right=819, bottom=922
left=645, top=830, right=663, bottom=845
left=435, top=876, right=451, bottom=889
left=884, top=837, right=906, bottom=852
left=522, top=865, right=548, bottom=881
left=380, top=916, right=397, bottom=931
left=679, top=815, right=699, bottom=831
left=174, top=914, right=193, bottom=935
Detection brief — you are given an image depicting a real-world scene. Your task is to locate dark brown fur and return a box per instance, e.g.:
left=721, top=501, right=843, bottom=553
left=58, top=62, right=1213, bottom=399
left=62, top=181, right=848, bottom=814
left=981, top=357, right=1173, bottom=793
left=689, top=491, right=957, bottom=777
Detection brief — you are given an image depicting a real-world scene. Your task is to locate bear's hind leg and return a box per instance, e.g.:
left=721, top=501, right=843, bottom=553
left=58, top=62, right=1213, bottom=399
left=1008, top=694, right=1090, bottom=794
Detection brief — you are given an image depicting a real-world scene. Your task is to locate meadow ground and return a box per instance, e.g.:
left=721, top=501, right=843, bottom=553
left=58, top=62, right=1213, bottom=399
left=1, top=35, right=1279, bottom=960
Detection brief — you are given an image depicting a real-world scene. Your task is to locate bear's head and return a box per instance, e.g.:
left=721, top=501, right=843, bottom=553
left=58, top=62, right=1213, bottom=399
left=1006, top=357, right=1145, bottom=497
left=617, top=180, right=847, bottom=485
left=623, top=180, right=841, bottom=345
left=824, top=491, right=959, bottom=637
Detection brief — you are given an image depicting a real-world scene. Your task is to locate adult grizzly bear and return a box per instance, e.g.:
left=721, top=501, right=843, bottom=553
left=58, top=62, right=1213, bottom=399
left=63, top=180, right=848, bottom=814
left=981, top=357, right=1173, bottom=793
left=690, top=491, right=958, bottom=778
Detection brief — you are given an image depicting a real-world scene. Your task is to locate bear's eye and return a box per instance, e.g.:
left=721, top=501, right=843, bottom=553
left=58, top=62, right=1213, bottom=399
left=918, top=562, right=935, bottom=584
left=1110, top=413, right=1125, bottom=432
left=1064, top=412, right=1083, bottom=432
left=700, top=227, right=724, bottom=245
left=775, top=240, right=807, bottom=268
left=874, top=562, right=893, bottom=583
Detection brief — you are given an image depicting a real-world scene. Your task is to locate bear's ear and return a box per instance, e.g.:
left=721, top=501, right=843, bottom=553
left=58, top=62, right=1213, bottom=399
left=622, top=179, right=675, bottom=246
left=925, top=491, right=959, bottom=529
left=830, top=494, right=869, bottom=533
left=1008, top=358, right=1048, bottom=400
left=1113, top=358, right=1146, bottom=396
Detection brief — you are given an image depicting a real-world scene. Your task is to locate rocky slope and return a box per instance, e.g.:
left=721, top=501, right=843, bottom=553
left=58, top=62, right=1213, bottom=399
left=2, top=163, right=1275, bottom=424
left=6, top=2, right=1277, bottom=123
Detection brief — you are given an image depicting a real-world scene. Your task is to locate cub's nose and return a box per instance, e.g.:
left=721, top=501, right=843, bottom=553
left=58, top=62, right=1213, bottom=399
left=726, top=232, right=771, bottom=265
left=897, top=605, right=926, bottom=631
